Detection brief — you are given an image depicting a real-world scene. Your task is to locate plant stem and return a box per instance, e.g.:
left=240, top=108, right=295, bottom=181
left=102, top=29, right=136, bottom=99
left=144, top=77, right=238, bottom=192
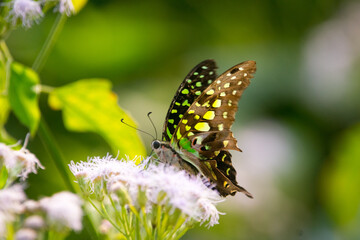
left=0, top=40, right=13, bottom=96
left=38, top=118, right=76, bottom=192
left=100, top=202, right=127, bottom=236
left=32, top=14, right=67, bottom=72
left=40, top=84, right=55, bottom=93
left=0, top=40, right=12, bottom=61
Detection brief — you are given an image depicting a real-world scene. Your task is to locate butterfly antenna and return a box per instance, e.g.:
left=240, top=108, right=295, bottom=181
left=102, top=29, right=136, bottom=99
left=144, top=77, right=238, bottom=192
left=121, top=119, right=155, bottom=139
left=147, top=112, right=158, bottom=140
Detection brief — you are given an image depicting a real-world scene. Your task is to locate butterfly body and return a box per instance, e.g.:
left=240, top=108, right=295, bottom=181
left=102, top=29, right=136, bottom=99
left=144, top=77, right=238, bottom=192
left=151, top=140, right=198, bottom=175
left=152, top=60, right=256, bottom=197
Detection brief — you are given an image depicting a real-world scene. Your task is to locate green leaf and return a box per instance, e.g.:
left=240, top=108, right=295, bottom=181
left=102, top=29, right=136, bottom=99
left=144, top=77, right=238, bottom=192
left=0, top=50, right=14, bottom=143
left=0, top=55, right=9, bottom=126
left=321, top=123, right=360, bottom=233
left=0, top=165, right=8, bottom=189
left=48, top=79, right=146, bottom=160
left=8, top=62, right=40, bottom=135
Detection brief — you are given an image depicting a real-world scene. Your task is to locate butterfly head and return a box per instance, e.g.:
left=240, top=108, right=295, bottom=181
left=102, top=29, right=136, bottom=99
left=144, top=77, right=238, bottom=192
left=151, top=139, right=171, bottom=158
left=151, top=139, right=161, bottom=150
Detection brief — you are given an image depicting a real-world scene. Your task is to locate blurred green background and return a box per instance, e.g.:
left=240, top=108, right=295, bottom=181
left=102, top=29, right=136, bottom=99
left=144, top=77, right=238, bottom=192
left=5, top=0, right=360, bottom=239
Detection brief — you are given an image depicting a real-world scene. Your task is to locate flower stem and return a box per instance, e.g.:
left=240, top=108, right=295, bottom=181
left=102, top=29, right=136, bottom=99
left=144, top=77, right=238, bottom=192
left=40, top=84, right=55, bottom=93
left=88, top=198, right=125, bottom=236
left=101, top=202, right=127, bottom=236
left=108, top=194, right=130, bottom=236
left=0, top=40, right=12, bottom=96
left=0, top=40, right=12, bottom=61
left=38, top=118, right=76, bottom=192
left=165, top=214, right=187, bottom=240
left=32, top=14, right=67, bottom=72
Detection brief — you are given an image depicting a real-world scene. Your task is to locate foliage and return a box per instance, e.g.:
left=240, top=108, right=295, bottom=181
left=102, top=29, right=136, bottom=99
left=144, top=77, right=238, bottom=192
left=321, top=124, right=360, bottom=238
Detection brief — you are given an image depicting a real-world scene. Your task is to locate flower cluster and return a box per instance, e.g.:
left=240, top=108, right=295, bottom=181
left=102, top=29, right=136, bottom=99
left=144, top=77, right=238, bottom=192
left=57, top=0, right=74, bottom=16
left=69, top=154, right=223, bottom=239
left=1, top=0, right=78, bottom=29
left=39, top=191, right=83, bottom=231
left=0, top=184, right=26, bottom=236
left=0, top=136, right=83, bottom=239
left=0, top=185, right=83, bottom=239
left=0, top=141, right=44, bottom=186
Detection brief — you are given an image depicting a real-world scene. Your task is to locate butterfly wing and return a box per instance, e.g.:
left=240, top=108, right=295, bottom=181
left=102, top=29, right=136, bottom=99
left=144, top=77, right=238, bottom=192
left=162, top=60, right=218, bottom=141
left=171, top=60, right=256, bottom=197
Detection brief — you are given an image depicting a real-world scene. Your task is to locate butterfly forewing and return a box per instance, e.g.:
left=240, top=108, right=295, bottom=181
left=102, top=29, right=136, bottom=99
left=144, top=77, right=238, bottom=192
left=171, top=60, right=256, bottom=197
left=162, top=60, right=218, bottom=142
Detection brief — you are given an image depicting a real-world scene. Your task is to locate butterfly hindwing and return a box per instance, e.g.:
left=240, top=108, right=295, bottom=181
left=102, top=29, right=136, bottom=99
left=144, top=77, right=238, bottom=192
left=171, top=60, right=256, bottom=196
left=162, top=60, right=218, bottom=141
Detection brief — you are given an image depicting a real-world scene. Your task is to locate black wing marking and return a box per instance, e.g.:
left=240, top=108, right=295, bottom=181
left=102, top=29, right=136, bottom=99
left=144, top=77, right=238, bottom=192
left=162, top=60, right=218, bottom=141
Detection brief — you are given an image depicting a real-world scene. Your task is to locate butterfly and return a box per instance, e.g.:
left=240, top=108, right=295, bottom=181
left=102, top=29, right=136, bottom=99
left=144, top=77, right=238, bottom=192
left=151, top=60, right=256, bottom=197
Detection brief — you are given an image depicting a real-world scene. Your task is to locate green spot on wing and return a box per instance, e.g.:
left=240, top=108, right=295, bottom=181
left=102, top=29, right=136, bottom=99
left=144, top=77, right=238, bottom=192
left=182, top=99, right=190, bottom=107
left=181, top=89, right=189, bottom=94
left=176, top=128, right=182, bottom=139
left=179, top=138, right=197, bottom=155
left=168, top=119, right=174, bottom=124
left=166, top=127, right=172, bottom=139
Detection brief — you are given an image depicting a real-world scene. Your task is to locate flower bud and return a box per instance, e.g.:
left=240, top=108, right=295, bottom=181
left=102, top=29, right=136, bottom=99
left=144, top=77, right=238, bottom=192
left=15, top=228, right=37, bottom=240
left=109, top=181, right=131, bottom=206
left=23, top=200, right=40, bottom=213
left=24, top=215, right=45, bottom=230
left=93, top=176, right=105, bottom=201
left=137, top=186, right=147, bottom=209
left=99, top=219, right=112, bottom=234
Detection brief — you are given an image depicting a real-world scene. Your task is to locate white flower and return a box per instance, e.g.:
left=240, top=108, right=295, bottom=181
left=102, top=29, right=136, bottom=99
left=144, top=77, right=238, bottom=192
left=69, top=154, right=142, bottom=194
left=23, top=200, right=41, bottom=212
left=15, top=148, right=45, bottom=180
left=58, top=0, right=75, bottom=16
left=70, top=154, right=222, bottom=227
left=0, top=213, right=6, bottom=237
left=139, top=164, right=223, bottom=226
left=15, top=228, right=37, bottom=240
left=0, top=142, right=44, bottom=181
left=0, top=184, right=27, bottom=237
left=0, top=185, right=27, bottom=236
left=0, top=184, right=26, bottom=217
left=24, top=215, right=45, bottom=230
left=39, top=191, right=83, bottom=231
left=0, top=143, right=16, bottom=167
left=99, top=219, right=112, bottom=234
left=8, top=0, right=43, bottom=28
